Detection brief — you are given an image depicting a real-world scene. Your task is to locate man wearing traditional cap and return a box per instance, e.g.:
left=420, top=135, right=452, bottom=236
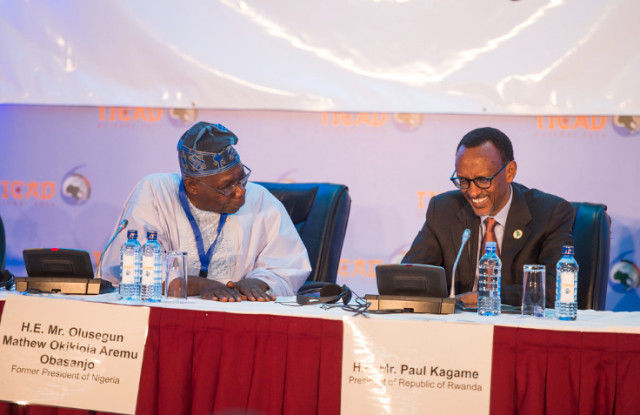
left=102, top=122, right=311, bottom=301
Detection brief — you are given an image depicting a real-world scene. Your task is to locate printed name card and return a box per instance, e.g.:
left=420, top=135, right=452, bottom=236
left=0, top=295, right=150, bottom=414
left=341, top=317, right=493, bottom=414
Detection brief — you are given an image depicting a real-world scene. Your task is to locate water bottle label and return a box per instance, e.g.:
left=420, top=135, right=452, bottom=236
left=122, top=255, right=135, bottom=284
left=559, top=271, right=575, bottom=302
left=142, top=257, right=155, bottom=285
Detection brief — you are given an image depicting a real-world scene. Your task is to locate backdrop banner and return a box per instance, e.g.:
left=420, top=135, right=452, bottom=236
left=1, top=105, right=638, bottom=310
left=1, top=1, right=639, bottom=115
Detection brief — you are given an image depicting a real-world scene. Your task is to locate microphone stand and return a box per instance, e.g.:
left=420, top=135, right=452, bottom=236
left=449, top=229, right=471, bottom=298
left=96, top=219, right=128, bottom=279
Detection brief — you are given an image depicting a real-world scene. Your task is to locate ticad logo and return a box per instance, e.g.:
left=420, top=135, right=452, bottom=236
left=60, top=166, right=91, bottom=206
left=168, top=108, right=198, bottom=127
left=338, top=247, right=410, bottom=278
left=535, top=116, right=607, bottom=137
left=417, top=191, right=438, bottom=210
left=609, top=259, right=640, bottom=291
left=612, top=116, right=640, bottom=137
left=338, top=258, right=383, bottom=278
left=322, top=112, right=387, bottom=127
left=392, top=114, right=424, bottom=132
left=98, top=107, right=163, bottom=123
left=0, top=180, right=55, bottom=206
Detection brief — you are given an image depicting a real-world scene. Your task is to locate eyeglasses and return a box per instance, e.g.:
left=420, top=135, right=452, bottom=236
left=197, top=165, right=252, bottom=196
left=450, top=161, right=510, bottom=190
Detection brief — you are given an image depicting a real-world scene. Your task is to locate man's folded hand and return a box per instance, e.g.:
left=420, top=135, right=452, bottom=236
left=200, top=280, right=244, bottom=302
left=192, top=278, right=275, bottom=302
left=233, top=279, right=275, bottom=302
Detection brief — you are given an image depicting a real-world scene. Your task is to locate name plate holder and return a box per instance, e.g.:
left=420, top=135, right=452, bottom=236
left=0, top=295, right=149, bottom=414
left=341, top=317, right=494, bottom=414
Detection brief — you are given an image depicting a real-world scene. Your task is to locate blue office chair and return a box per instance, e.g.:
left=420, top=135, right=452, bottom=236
left=256, top=182, right=351, bottom=284
left=0, top=216, right=14, bottom=289
left=571, top=202, right=610, bottom=310
left=0, top=215, right=5, bottom=271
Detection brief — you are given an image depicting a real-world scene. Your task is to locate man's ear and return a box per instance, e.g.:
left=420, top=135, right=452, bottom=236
left=506, top=160, right=517, bottom=183
left=183, top=177, right=199, bottom=195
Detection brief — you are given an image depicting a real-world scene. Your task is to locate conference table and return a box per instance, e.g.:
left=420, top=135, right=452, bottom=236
left=0, top=290, right=639, bottom=415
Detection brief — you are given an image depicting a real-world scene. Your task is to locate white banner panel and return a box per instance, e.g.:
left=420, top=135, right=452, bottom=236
left=0, top=0, right=638, bottom=115
left=342, top=317, right=493, bottom=414
left=0, top=295, right=150, bottom=414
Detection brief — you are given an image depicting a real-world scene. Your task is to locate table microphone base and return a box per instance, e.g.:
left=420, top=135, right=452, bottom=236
left=365, top=294, right=456, bottom=314
left=14, top=277, right=115, bottom=295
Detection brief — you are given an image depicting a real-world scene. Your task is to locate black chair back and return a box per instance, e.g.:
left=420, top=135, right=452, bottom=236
left=256, top=182, right=351, bottom=284
left=0, top=216, right=5, bottom=270
left=571, top=202, right=611, bottom=310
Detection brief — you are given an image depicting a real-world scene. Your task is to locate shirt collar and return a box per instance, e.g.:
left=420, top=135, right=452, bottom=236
left=480, top=184, right=513, bottom=227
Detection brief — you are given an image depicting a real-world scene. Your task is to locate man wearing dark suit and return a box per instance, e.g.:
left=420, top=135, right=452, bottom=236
left=402, top=127, right=574, bottom=307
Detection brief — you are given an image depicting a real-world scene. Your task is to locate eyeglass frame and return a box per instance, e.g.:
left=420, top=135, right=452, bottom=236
left=450, top=161, right=511, bottom=190
left=196, top=164, right=252, bottom=196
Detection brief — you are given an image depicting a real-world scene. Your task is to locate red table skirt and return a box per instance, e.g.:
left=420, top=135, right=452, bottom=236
left=2, top=300, right=640, bottom=415
left=490, top=326, right=640, bottom=415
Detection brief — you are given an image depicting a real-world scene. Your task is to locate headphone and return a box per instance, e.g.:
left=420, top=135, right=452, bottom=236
left=0, top=269, right=14, bottom=290
left=296, top=282, right=352, bottom=305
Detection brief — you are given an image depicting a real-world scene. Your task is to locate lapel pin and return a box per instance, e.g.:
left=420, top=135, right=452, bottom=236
left=513, top=229, right=523, bottom=239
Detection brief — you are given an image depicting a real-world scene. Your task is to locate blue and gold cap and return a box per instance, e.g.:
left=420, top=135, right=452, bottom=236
left=177, top=122, right=240, bottom=177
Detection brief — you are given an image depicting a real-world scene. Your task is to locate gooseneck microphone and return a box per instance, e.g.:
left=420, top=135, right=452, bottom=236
left=96, top=219, right=129, bottom=278
left=449, top=228, right=471, bottom=298
left=116, top=219, right=129, bottom=233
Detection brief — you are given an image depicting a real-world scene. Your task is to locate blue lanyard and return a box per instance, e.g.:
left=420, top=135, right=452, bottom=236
left=178, top=181, right=227, bottom=277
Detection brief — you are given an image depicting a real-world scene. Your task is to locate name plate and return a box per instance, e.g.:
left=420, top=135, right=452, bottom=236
left=341, top=317, right=493, bottom=414
left=0, top=295, right=150, bottom=414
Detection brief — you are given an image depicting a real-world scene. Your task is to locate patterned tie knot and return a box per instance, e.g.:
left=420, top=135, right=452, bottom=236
left=485, top=217, right=497, bottom=234
left=483, top=217, right=499, bottom=256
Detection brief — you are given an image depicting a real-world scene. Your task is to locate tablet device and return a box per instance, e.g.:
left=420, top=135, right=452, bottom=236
left=23, top=248, right=94, bottom=278
left=375, top=263, right=448, bottom=298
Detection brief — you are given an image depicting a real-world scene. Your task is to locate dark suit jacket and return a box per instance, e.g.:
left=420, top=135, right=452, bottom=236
left=402, top=182, right=574, bottom=307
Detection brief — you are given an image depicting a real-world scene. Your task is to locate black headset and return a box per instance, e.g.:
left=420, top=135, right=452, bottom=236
left=296, top=282, right=352, bottom=305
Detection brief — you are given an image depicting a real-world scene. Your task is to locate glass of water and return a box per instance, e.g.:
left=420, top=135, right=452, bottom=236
left=165, top=251, right=188, bottom=303
left=522, top=265, right=546, bottom=318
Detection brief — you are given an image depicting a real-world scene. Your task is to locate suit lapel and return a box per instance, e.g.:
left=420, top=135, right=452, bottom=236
left=502, top=185, right=533, bottom=283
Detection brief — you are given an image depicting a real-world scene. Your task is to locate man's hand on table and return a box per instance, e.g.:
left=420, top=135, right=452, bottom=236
left=233, top=279, right=275, bottom=302
left=200, top=280, right=244, bottom=302
left=185, top=276, right=275, bottom=302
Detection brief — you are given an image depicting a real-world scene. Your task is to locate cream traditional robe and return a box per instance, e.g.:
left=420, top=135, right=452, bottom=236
left=102, top=173, right=311, bottom=296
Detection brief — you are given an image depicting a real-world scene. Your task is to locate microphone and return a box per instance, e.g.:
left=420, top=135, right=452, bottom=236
left=449, top=228, right=471, bottom=298
left=116, top=219, right=128, bottom=233
left=96, top=219, right=129, bottom=278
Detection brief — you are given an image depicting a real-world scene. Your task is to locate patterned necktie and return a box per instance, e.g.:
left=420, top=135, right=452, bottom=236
left=481, top=217, right=500, bottom=257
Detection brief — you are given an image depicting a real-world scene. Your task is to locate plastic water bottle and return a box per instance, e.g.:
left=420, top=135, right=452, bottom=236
left=555, top=245, right=579, bottom=320
left=120, top=230, right=142, bottom=301
left=478, top=241, right=501, bottom=316
left=141, top=231, right=164, bottom=302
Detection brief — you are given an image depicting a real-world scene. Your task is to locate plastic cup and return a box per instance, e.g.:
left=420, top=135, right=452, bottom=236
left=522, top=265, right=546, bottom=318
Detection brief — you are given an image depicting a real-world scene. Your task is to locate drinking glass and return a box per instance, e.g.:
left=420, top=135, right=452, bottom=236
left=165, top=251, right=188, bottom=303
left=522, top=265, right=546, bottom=318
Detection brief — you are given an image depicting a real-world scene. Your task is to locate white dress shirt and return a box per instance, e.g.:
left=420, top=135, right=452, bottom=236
left=473, top=184, right=513, bottom=290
